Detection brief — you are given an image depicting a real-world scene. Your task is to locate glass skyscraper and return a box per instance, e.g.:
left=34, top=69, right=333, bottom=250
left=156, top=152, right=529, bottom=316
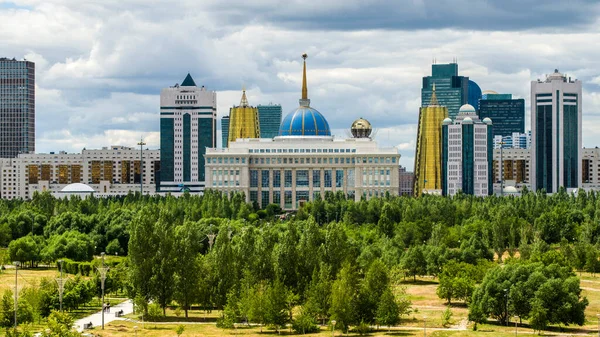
left=468, top=80, right=482, bottom=111
left=478, top=94, right=525, bottom=138
left=159, top=73, right=216, bottom=193
left=421, top=63, right=469, bottom=119
left=0, top=58, right=35, bottom=158
left=531, top=70, right=582, bottom=193
left=258, top=104, right=282, bottom=139
left=221, top=116, right=229, bottom=148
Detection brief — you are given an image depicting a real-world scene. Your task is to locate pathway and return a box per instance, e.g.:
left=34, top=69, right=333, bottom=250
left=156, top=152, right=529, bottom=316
left=74, top=300, right=133, bottom=332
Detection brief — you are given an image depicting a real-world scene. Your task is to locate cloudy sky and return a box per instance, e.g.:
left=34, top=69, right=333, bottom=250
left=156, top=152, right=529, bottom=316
left=2, top=0, right=600, bottom=170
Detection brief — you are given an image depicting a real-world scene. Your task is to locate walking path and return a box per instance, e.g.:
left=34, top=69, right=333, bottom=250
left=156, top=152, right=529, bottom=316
left=74, top=300, right=133, bottom=332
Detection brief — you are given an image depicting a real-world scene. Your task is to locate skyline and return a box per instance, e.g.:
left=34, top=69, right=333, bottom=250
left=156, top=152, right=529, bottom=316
left=2, top=0, right=600, bottom=170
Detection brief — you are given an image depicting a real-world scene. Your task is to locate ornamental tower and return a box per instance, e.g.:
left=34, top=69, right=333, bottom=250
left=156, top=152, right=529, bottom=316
left=227, top=89, right=260, bottom=147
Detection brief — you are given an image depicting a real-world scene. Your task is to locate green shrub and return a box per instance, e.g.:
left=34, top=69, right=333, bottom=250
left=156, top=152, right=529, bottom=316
left=146, top=303, right=163, bottom=321
left=292, top=313, right=319, bottom=334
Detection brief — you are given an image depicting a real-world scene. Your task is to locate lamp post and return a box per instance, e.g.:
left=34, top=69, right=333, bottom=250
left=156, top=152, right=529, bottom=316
left=97, top=253, right=109, bottom=330
left=504, top=288, right=509, bottom=326
left=13, top=261, right=19, bottom=328
left=137, top=138, right=146, bottom=195
left=56, top=260, right=65, bottom=312
left=499, top=141, right=505, bottom=196
left=423, top=316, right=427, bottom=337
left=514, top=315, right=518, bottom=337
left=134, top=325, right=138, bottom=337
left=331, top=320, right=336, bottom=337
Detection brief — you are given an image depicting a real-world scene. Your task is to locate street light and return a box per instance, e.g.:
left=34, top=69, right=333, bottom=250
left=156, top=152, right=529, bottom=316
left=134, top=325, right=138, bottom=337
left=137, top=138, right=146, bottom=195
left=97, top=252, right=109, bottom=330
left=331, top=320, right=336, bottom=337
left=423, top=316, right=427, bottom=337
left=13, top=261, right=20, bottom=328
left=504, top=288, right=509, bottom=326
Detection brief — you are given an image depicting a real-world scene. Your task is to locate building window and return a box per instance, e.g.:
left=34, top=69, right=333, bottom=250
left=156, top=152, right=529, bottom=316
left=313, top=170, right=321, bottom=188
left=250, top=170, right=258, bottom=187
left=273, top=191, right=281, bottom=205
left=273, top=170, right=281, bottom=188
left=284, top=191, right=292, bottom=209
left=296, top=170, right=309, bottom=187
left=285, top=170, right=292, bottom=187
left=336, top=170, right=344, bottom=188
left=261, top=191, right=270, bottom=208
left=324, top=170, right=332, bottom=188
left=261, top=170, right=270, bottom=188
left=250, top=191, right=258, bottom=203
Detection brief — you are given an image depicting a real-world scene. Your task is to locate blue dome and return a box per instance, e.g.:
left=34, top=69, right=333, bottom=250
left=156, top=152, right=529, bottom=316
left=278, top=106, right=331, bottom=136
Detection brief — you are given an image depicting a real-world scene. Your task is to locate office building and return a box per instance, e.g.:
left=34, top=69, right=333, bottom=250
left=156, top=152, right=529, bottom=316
left=493, top=132, right=530, bottom=149
left=228, top=90, right=260, bottom=147
left=413, top=85, right=448, bottom=196
left=421, top=62, right=469, bottom=119
left=159, top=73, right=217, bottom=193
left=0, top=58, right=35, bottom=158
left=468, top=80, right=482, bottom=111
left=399, top=166, right=414, bottom=196
left=0, top=146, right=160, bottom=199
left=531, top=70, right=582, bottom=193
left=479, top=93, right=525, bottom=138
left=491, top=148, right=531, bottom=194
left=442, top=104, right=493, bottom=196
left=258, top=104, right=283, bottom=139
left=221, top=116, right=229, bottom=148
left=205, top=54, right=400, bottom=210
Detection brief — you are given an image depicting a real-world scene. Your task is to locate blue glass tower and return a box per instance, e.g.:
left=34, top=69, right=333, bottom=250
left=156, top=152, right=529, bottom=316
left=421, top=63, right=469, bottom=119
left=468, top=80, right=482, bottom=111
left=258, top=104, right=282, bottom=139
left=479, top=94, right=525, bottom=138
left=221, top=116, right=229, bottom=147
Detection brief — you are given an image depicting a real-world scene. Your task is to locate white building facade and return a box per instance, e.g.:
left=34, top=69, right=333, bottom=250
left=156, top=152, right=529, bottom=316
left=0, top=146, right=159, bottom=199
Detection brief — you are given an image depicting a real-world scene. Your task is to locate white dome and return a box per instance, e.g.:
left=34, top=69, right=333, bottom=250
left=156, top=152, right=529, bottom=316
left=482, top=117, right=493, bottom=125
left=503, top=186, right=519, bottom=194
left=462, top=117, right=474, bottom=124
left=60, top=183, right=95, bottom=193
left=458, top=104, right=477, bottom=115
left=442, top=117, right=453, bottom=125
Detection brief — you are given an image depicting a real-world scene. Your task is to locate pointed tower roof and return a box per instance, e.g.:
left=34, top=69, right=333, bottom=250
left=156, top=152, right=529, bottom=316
left=428, top=83, right=439, bottom=106
left=181, top=73, right=196, bottom=87
left=239, top=88, right=249, bottom=107
left=299, top=53, right=310, bottom=107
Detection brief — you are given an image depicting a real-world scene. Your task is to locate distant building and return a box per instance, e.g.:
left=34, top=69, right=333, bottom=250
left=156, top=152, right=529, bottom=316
left=221, top=116, right=229, bottom=148
left=399, top=166, right=414, bottom=196
left=0, top=58, right=35, bottom=158
left=413, top=85, right=448, bottom=196
left=421, top=62, right=469, bottom=119
left=468, top=80, right=482, bottom=111
left=531, top=70, right=582, bottom=193
left=258, top=104, right=283, bottom=139
left=492, top=148, right=531, bottom=194
left=442, top=104, right=493, bottom=196
left=228, top=90, right=260, bottom=146
left=160, top=73, right=217, bottom=193
left=493, top=131, right=531, bottom=149
left=0, top=146, right=160, bottom=199
left=479, top=93, right=525, bottom=138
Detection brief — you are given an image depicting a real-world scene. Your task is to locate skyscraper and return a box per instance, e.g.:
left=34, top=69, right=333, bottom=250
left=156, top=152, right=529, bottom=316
left=479, top=93, right=525, bottom=138
left=0, top=58, right=35, bottom=158
left=221, top=116, right=229, bottom=148
left=159, top=73, right=216, bottom=193
left=228, top=90, right=260, bottom=145
left=442, top=104, right=493, bottom=196
left=421, top=62, right=469, bottom=119
left=258, top=104, right=282, bottom=139
left=413, top=85, right=448, bottom=196
left=468, top=80, right=482, bottom=111
left=531, top=70, right=582, bottom=193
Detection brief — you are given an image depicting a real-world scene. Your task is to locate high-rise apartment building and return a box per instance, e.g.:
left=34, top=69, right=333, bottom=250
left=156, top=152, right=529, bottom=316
left=221, top=116, right=229, bottom=148
left=413, top=86, right=448, bottom=196
left=531, top=70, right=582, bottom=193
left=258, top=104, right=282, bottom=139
left=0, top=58, right=35, bottom=158
left=421, top=62, right=469, bottom=119
left=442, top=104, right=493, bottom=196
left=159, top=73, right=216, bottom=193
left=228, top=90, right=260, bottom=146
left=479, top=93, right=525, bottom=138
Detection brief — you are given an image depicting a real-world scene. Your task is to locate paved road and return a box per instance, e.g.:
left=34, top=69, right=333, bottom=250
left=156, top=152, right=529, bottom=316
left=74, top=300, right=133, bottom=332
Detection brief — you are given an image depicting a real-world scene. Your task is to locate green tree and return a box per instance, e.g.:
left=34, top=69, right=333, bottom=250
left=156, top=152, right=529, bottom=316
left=329, top=262, right=359, bottom=333
left=8, top=236, right=40, bottom=268
left=401, top=246, right=426, bottom=282
left=436, top=261, right=476, bottom=304
left=375, top=287, right=399, bottom=331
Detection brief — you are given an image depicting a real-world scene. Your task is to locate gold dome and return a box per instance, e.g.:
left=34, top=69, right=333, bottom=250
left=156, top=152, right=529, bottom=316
left=351, top=117, right=372, bottom=138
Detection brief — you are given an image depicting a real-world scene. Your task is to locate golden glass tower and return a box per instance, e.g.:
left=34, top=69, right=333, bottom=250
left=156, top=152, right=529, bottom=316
left=227, top=89, right=260, bottom=146
left=413, top=85, right=448, bottom=196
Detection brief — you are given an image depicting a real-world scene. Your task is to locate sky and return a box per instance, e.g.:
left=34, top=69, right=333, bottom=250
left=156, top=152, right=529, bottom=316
left=1, top=0, right=600, bottom=170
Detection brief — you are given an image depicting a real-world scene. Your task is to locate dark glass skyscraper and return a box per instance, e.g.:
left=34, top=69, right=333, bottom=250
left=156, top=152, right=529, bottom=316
left=421, top=63, right=469, bottom=119
left=479, top=94, right=525, bottom=138
left=468, top=80, right=482, bottom=111
left=0, top=58, right=35, bottom=158
left=159, top=74, right=216, bottom=193
left=221, top=115, right=229, bottom=148
left=258, top=104, right=282, bottom=139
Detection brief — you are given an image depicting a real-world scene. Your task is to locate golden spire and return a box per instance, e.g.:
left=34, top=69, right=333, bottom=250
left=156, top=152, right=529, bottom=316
left=429, top=83, right=439, bottom=106
left=299, top=53, right=310, bottom=106
left=240, top=86, right=249, bottom=107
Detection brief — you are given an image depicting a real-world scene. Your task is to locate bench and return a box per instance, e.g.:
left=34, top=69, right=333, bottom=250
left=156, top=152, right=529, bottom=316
left=115, top=310, right=124, bottom=317
left=83, top=322, right=93, bottom=329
